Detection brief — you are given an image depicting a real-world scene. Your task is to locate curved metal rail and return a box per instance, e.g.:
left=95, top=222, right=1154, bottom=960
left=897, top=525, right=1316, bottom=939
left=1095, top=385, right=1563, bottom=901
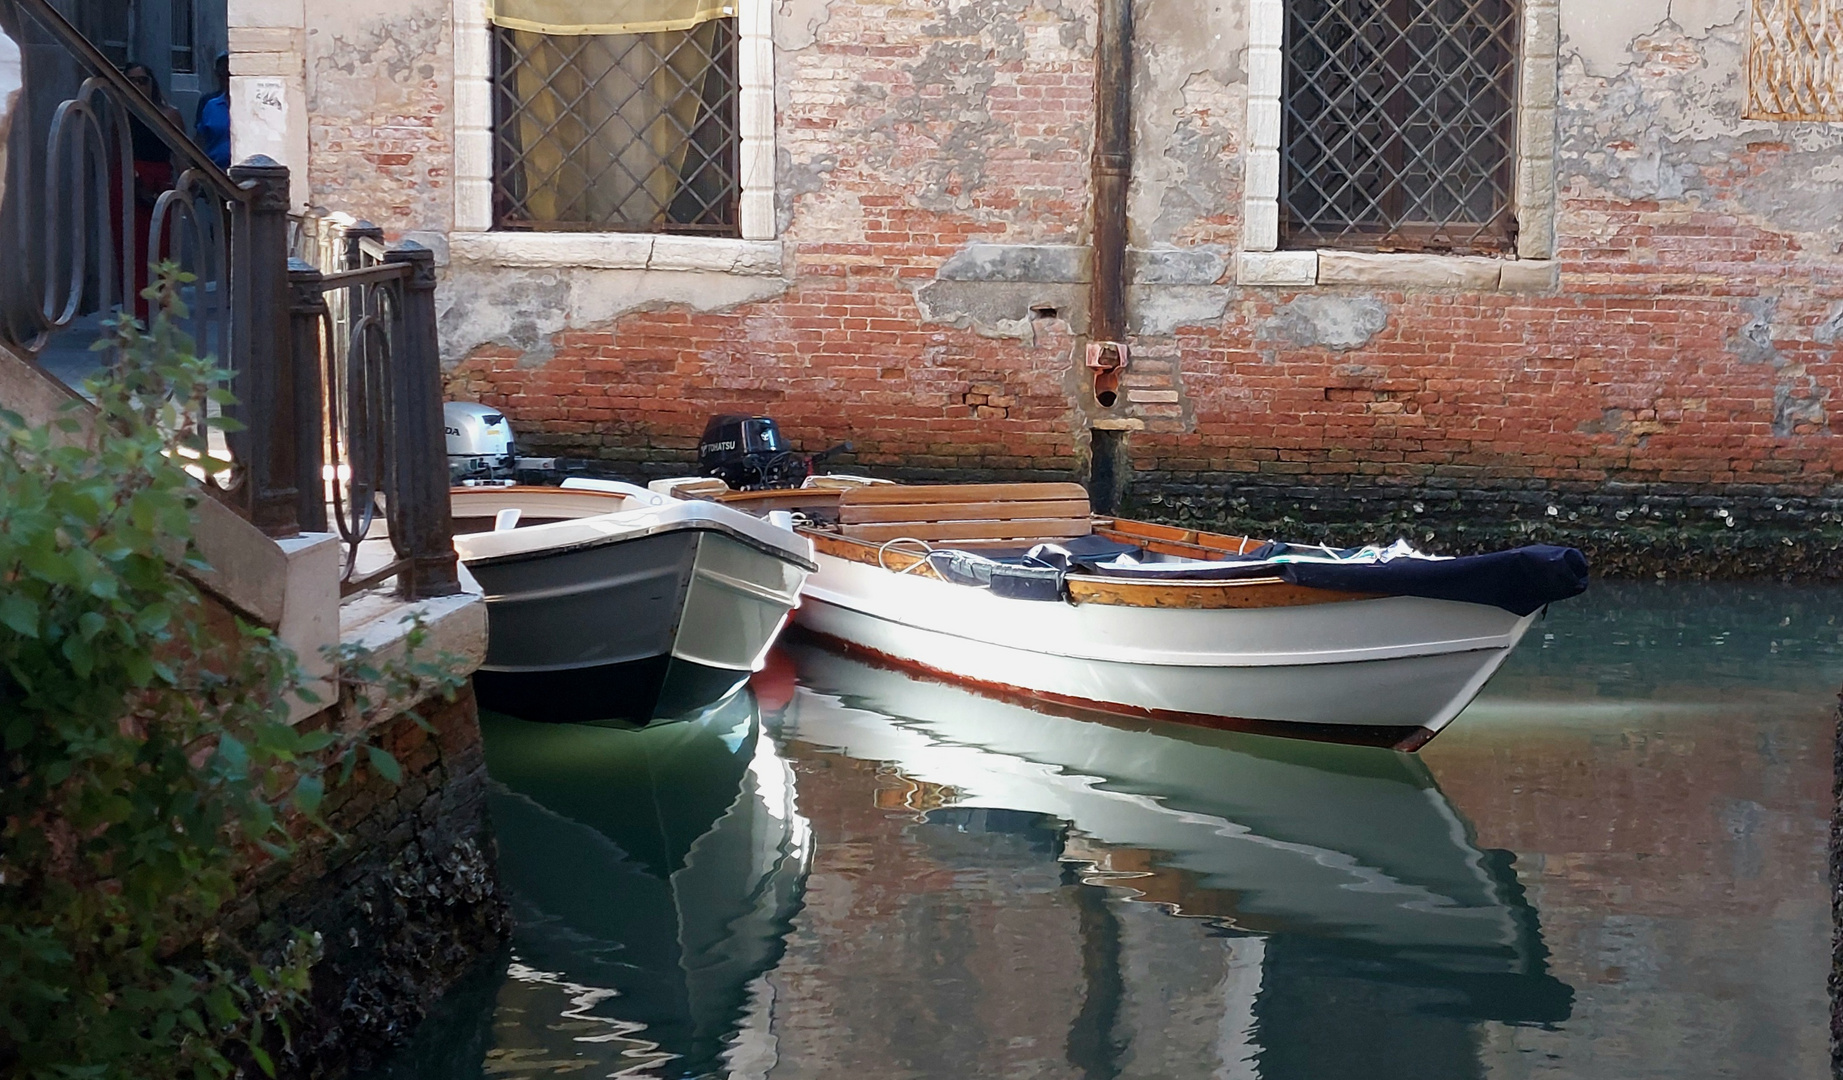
left=4, top=0, right=459, bottom=599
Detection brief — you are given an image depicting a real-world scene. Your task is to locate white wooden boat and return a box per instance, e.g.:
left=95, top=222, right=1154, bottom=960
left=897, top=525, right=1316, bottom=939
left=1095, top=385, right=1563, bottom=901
left=718, top=481, right=1586, bottom=750
left=451, top=482, right=816, bottom=723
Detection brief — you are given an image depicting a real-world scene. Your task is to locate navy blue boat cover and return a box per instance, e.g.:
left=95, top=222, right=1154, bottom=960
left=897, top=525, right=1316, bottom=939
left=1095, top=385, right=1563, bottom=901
left=1275, top=545, right=1588, bottom=616
left=1088, top=543, right=1589, bottom=616
left=931, top=537, right=1588, bottom=615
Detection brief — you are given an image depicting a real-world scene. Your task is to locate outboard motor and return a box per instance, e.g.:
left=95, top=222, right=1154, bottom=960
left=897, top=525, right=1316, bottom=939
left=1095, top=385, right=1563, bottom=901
left=698, top=414, right=811, bottom=491
left=445, top=402, right=517, bottom=483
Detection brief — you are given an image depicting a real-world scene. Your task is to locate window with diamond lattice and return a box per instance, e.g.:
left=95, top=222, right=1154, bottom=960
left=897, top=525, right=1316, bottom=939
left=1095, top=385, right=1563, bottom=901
left=1282, top=0, right=1519, bottom=254
left=1748, top=0, right=1843, bottom=120
left=493, top=23, right=739, bottom=233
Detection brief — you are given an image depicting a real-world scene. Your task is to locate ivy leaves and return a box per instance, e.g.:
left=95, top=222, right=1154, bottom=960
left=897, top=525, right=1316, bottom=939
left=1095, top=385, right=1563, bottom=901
left=0, top=268, right=453, bottom=1080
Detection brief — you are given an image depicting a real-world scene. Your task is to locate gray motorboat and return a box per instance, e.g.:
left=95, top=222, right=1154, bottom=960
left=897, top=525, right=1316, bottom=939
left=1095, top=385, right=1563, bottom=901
left=451, top=483, right=816, bottom=723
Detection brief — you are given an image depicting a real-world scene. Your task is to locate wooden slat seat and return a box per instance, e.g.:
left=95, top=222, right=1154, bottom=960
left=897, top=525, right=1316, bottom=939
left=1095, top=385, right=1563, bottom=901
left=837, top=482, right=1093, bottom=544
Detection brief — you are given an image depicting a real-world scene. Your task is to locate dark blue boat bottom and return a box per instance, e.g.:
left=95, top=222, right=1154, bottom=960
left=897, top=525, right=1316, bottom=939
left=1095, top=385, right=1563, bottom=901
left=474, top=655, right=750, bottom=725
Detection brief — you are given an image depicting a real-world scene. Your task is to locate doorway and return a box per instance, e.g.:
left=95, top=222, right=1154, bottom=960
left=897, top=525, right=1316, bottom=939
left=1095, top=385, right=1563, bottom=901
left=71, top=0, right=227, bottom=127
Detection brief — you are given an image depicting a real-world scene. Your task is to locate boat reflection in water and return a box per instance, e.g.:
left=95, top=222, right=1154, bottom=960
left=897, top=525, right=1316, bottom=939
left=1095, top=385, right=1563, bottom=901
left=776, top=641, right=1572, bottom=1078
left=401, top=690, right=812, bottom=1079
left=367, top=645, right=1573, bottom=1080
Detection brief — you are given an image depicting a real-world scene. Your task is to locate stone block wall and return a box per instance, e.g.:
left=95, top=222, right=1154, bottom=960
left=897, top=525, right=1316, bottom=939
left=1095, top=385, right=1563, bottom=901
left=299, top=0, right=1843, bottom=575
left=233, top=684, right=508, bottom=1077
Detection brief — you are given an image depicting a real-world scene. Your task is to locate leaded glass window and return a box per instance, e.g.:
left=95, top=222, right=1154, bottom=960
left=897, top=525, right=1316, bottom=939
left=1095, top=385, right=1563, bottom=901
left=1282, top=0, right=1520, bottom=254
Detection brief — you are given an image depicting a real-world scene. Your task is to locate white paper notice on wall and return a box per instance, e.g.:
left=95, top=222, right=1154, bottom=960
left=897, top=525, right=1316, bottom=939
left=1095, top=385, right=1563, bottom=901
left=229, top=74, right=292, bottom=171
left=249, top=78, right=286, bottom=140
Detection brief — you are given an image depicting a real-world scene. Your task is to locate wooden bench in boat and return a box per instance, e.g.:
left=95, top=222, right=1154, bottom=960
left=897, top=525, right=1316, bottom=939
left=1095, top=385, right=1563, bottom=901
left=806, top=482, right=1382, bottom=609
left=836, top=482, right=1093, bottom=544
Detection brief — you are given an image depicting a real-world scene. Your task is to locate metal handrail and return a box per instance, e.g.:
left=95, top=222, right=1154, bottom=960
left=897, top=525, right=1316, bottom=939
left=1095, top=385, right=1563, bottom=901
left=3, top=0, right=272, bottom=520
left=3, top=4, right=460, bottom=600
left=317, top=262, right=412, bottom=290
left=289, top=217, right=459, bottom=599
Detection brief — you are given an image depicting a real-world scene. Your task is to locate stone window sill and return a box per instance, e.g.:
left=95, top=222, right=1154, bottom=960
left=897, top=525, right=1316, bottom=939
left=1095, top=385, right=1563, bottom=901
left=1237, top=249, right=1556, bottom=291
left=448, top=232, right=784, bottom=276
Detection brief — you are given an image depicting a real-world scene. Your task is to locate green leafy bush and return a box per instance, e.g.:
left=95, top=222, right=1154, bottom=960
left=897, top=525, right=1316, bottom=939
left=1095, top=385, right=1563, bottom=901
left=0, top=273, right=434, bottom=1078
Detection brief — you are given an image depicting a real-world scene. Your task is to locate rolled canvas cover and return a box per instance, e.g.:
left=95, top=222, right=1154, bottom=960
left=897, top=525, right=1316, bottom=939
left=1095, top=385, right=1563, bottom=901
left=488, top=0, right=734, bottom=35
left=1089, top=543, right=1591, bottom=617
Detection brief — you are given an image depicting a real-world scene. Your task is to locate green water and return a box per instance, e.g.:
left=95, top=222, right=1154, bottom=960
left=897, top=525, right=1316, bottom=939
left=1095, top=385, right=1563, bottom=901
left=364, top=582, right=1841, bottom=1079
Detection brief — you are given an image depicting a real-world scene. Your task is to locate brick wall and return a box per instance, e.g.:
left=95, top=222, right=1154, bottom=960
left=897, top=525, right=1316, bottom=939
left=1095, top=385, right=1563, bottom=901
left=234, top=684, right=508, bottom=1077
left=305, top=0, right=454, bottom=239
left=308, top=0, right=1843, bottom=576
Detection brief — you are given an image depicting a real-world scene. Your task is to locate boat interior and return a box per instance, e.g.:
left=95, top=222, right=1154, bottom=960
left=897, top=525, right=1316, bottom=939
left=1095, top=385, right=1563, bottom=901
left=715, top=481, right=1270, bottom=569
left=450, top=483, right=653, bottom=535
left=451, top=478, right=1392, bottom=609
left=453, top=477, right=1270, bottom=566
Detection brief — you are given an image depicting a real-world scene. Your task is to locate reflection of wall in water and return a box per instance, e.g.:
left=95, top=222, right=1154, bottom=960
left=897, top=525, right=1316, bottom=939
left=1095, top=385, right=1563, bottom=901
left=1426, top=707, right=1830, bottom=1078
left=765, top=749, right=1090, bottom=1080
left=1064, top=835, right=1573, bottom=1080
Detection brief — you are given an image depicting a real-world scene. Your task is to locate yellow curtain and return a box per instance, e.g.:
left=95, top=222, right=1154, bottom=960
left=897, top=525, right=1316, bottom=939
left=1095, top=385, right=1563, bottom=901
left=504, top=23, right=725, bottom=228
left=489, top=0, right=732, bottom=35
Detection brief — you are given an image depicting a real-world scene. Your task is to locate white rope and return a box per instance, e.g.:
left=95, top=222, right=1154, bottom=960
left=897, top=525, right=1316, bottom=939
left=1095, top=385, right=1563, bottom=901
left=877, top=536, right=935, bottom=573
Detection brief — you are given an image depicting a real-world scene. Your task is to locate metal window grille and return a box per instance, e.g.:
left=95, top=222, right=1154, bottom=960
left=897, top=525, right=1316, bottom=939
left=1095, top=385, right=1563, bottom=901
left=1282, top=0, right=1520, bottom=254
left=492, top=22, right=740, bottom=234
left=1748, top=0, right=1843, bottom=120
left=171, top=0, right=196, bottom=74
left=76, top=0, right=131, bottom=66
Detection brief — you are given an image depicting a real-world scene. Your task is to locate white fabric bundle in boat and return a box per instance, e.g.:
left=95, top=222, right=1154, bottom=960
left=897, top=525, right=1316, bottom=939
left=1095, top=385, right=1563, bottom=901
left=1093, top=538, right=1450, bottom=576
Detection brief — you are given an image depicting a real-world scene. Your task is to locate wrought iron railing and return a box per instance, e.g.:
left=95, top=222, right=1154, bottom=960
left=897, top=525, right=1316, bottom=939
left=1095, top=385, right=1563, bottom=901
left=0, top=0, right=458, bottom=600
left=288, top=214, right=455, bottom=596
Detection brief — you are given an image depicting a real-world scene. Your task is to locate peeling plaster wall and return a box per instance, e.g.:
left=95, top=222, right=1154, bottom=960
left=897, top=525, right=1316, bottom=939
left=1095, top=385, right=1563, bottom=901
left=296, top=0, right=1843, bottom=571
left=304, top=0, right=453, bottom=237
left=1128, top=0, right=1246, bottom=249
left=442, top=0, right=1103, bottom=473
left=437, top=265, right=791, bottom=370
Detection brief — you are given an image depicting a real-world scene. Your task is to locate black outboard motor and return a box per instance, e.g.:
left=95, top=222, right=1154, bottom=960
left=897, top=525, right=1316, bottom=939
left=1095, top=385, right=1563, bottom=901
left=698, top=414, right=810, bottom=490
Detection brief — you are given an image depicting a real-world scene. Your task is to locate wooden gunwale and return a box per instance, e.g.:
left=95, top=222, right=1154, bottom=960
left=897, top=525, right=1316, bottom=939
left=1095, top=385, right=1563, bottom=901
left=451, top=485, right=628, bottom=521
left=1096, top=519, right=1265, bottom=559
left=839, top=481, right=1089, bottom=505
left=716, top=487, right=846, bottom=513
left=841, top=498, right=1092, bottom=525
left=802, top=529, right=1381, bottom=610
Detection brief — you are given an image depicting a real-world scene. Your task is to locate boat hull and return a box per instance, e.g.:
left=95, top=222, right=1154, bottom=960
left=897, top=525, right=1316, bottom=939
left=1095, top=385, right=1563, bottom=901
left=468, top=526, right=808, bottom=723
left=793, top=549, right=1537, bottom=749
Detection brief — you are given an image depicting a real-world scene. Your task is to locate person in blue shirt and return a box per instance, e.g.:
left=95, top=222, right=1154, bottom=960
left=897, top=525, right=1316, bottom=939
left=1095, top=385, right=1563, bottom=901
left=194, top=54, right=231, bottom=169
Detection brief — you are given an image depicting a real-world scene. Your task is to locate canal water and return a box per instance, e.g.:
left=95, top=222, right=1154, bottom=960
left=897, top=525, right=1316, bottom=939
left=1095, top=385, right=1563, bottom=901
left=364, top=582, right=1841, bottom=1080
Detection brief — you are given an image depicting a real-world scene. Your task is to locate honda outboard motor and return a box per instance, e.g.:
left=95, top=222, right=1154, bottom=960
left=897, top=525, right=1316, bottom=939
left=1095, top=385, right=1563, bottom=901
left=698, top=414, right=810, bottom=491
left=445, top=402, right=517, bottom=483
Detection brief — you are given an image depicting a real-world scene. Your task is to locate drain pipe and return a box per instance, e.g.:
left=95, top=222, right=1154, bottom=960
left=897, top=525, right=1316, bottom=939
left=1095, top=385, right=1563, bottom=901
left=1086, top=0, right=1132, bottom=516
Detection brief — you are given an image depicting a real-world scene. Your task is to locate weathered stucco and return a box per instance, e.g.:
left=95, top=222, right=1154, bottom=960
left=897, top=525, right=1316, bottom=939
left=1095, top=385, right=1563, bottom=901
left=776, top=0, right=1094, bottom=248
left=305, top=0, right=453, bottom=234
left=1553, top=1, right=1841, bottom=451
left=1558, top=5, right=1843, bottom=228
left=1560, top=0, right=1735, bottom=78
left=271, top=0, right=1843, bottom=573
left=1128, top=0, right=1247, bottom=249
left=1256, top=295, right=1390, bottom=353
left=437, top=264, right=791, bottom=367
